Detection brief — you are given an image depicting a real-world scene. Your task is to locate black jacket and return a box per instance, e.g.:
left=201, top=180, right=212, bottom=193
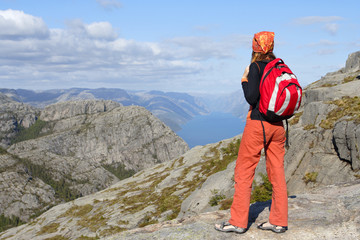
left=241, top=60, right=269, bottom=121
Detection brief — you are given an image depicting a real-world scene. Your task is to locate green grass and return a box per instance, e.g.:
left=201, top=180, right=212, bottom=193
left=44, top=236, right=69, bottom=240
left=36, top=222, right=60, bottom=235
left=11, top=119, right=49, bottom=144
left=343, top=73, right=360, bottom=84
left=219, top=198, right=233, bottom=210
left=320, top=83, right=337, bottom=88
left=62, top=138, right=242, bottom=233
left=209, top=189, right=226, bottom=206
left=0, top=147, right=7, bottom=155
left=320, top=96, right=360, bottom=129
left=102, top=163, right=135, bottom=181
left=250, top=173, right=273, bottom=203
left=0, top=214, right=24, bottom=233
left=303, top=124, right=316, bottom=130
left=18, top=157, right=81, bottom=202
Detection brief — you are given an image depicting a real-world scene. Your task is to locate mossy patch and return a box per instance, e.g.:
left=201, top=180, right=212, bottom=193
left=99, top=226, right=127, bottom=237
left=209, top=189, right=226, bottom=206
left=320, top=83, right=337, bottom=88
left=289, top=112, right=303, bottom=125
left=343, top=72, right=360, bottom=84
left=44, top=235, right=70, bottom=240
left=303, top=124, right=316, bottom=130
left=37, top=222, right=60, bottom=235
left=44, top=235, right=69, bottom=240
left=75, top=235, right=99, bottom=240
left=76, top=209, right=108, bottom=232
left=320, top=96, right=360, bottom=129
left=138, top=214, right=159, bottom=228
left=303, top=172, right=318, bottom=184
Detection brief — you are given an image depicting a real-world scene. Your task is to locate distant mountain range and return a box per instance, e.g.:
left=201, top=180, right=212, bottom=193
left=0, top=88, right=248, bottom=131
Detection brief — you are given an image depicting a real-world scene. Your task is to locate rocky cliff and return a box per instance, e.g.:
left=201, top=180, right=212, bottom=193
left=0, top=88, right=209, bottom=132
left=0, top=99, right=188, bottom=223
left=0, top=94, right=39, bottom=148
left=283, top=51, right=360, bottom=193
left=0, top=135, right=358, bottom=240
left=1, top=51, right=359, bottom=239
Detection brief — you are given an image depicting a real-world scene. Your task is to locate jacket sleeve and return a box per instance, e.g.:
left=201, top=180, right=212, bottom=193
left=241, top=62, right=261, bottom=107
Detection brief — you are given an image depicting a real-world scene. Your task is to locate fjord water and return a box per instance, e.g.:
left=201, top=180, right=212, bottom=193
left=176, top=112, right=245, bottom=148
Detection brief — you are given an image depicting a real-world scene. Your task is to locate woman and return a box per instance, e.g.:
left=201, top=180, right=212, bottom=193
left=215, top=31, right=288, bottom=234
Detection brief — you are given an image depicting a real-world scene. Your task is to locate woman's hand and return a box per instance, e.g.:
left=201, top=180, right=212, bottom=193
left=241, top=65, right=250, bottom=82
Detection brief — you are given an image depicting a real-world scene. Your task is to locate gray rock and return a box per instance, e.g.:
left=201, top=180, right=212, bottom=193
left=108, top=181, right=360, bottom=240
left=345, top=51, right=360, bottom=73
left=1, top=99, right=189, bottom=223
left=40, top=99, right=121, bottom=121
left=0, top=93, right=39, bottom=148
left=333, top=121, right=360, bottom=170
left=0, top=153, right=56, bottom=222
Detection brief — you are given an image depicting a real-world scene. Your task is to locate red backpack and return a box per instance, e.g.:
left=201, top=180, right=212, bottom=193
left=259, top=58, right=302, bottom=122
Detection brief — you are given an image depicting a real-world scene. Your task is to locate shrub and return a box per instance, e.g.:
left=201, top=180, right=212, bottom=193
left=303, top=172, right=318, bottom=184
left=343, top=75, right=357, bottom=83
left=15, top=157, right=81, bottom=202
left=219, top=198, right=233, bottom=210
left=0, top=147, right=7, bottom=155
left=102, top=163, right=135, bottom=181
left=209, top=189, right=226, bottom=206
left=138, top=214, right=158, bottom=228
left=11, top=119, right=49, bottom=144
left=0, top=214, right=24, bottom=233
left=250, top=173, right=272, bottom=203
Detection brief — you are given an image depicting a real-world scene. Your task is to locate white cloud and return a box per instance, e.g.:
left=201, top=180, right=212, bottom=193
left=0, top=10, right=248, bottom=91
left=86, top=22, right=118, bottom=40
left=163, top=35, right=249, bottom=61
left=0, top=9, right=49, bottom=39
left=293, top=16, right=343, bottom=25
left=193, top=24, right=219, bottom=32
left=317, top=49, right=336, bottom=55
left=325, top=23, right=339, bottom=35
left=304, top=39, right=337, bottom=47
left=96, top=0, right=122, bottom=10
left=65, top=19, right=117, bottom=40
left=293, top=16, right=343, bottom=35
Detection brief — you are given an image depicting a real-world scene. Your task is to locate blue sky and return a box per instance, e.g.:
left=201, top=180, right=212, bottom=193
left=0, top=0, right=359, bottom=94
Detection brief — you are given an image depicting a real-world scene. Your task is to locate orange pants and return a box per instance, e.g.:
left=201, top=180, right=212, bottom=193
left=229, top=113, right=288, bottom=228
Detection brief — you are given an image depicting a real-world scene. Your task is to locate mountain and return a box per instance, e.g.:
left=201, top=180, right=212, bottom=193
left=194, top=89, right=249, bottom=119
left=0, top=134, right=358, bottom=239
left=0, top=88, right=209, bottom=132
left=1, top=51, right=359, bottom=239
left=0, top=98, right=188, bottom=223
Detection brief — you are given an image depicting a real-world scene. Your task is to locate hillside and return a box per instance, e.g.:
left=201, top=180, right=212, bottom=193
left=0, top=99, right=188, bottom=224
left=0, top=51, right=359, bottom=239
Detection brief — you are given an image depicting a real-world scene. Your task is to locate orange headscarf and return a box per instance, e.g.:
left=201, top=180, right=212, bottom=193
left=252, top=31, right=275, bottom=54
